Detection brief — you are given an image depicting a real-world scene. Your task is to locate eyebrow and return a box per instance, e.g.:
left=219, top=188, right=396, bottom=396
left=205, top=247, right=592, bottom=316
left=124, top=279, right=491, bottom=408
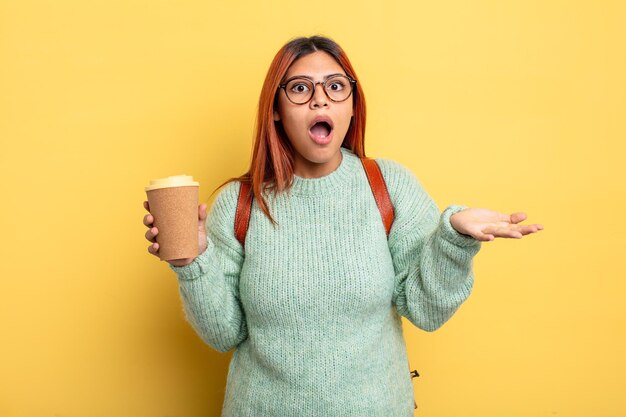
left=283, top=73, right=345, bottom=83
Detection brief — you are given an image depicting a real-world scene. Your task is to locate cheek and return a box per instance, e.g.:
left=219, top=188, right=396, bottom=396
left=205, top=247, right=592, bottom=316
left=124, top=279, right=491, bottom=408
left=280, top=110, right=306, bottom=139
left=280, top=105, right=304, bottom=127
left=338, top=106, right=354, bottom=129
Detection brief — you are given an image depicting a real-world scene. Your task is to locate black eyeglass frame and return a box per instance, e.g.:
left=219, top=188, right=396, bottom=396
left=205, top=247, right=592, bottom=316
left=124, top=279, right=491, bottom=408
left=278, top=74, right=357, bottom=105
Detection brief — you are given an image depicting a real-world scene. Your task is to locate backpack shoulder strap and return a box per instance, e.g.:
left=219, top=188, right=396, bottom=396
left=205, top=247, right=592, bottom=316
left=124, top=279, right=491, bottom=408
left=234, top=181, right=253, bottom=247
left=360, top=157, right=395, bottom=238
left=234, top=158, right=395, bottom=247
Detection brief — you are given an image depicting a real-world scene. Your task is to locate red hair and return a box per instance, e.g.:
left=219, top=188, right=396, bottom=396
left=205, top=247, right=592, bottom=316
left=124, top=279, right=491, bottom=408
left=213, top=35, right=367, bottom=225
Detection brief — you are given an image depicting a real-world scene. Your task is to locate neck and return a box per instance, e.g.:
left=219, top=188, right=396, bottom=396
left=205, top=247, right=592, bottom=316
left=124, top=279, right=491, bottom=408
left=293, top=150, right=343, bottom=179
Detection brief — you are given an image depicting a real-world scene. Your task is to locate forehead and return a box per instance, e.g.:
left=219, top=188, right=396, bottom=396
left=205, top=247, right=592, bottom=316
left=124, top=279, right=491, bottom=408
left=285, top=51, right=346, bottom=79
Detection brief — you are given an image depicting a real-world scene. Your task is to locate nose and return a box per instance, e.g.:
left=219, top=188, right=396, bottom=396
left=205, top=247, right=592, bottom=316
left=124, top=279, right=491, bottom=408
left=309, top=82, right=329, bottom=108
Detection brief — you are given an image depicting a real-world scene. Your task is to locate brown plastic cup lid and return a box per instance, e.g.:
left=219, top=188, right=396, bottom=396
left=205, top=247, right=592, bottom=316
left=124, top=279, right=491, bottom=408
left=145, top=175, right=199, bottom=192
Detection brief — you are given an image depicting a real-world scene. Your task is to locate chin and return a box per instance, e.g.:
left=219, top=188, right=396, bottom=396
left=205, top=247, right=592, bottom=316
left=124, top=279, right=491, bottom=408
left=308, top=146, right=341, bottom=161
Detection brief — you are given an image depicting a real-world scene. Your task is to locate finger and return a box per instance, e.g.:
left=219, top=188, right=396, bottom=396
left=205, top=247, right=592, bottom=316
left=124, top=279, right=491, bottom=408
left=144, top=200, right=150, bottom=211
left=519, top=224, right=544, bottom=235
left=147, top=242, right=159, bottom=255
left=483, top=225, right=523, bottom=239
left=474, top=231, right=495, bottom=242
left=469, top=227, right=495, bottom=241
left=143, top=214, right=154, bottom=227
left=509, top=212, right=527, bottom=224
left=145, top=226, right=158, bottom=242
left=199, top=203, right=208, bottom=221
left=524, top=224, right=539, bottom=234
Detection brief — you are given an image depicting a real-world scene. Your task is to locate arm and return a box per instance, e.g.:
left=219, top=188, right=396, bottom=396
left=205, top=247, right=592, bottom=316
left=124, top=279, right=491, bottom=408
left=169, top=181, right=247, bottom=352
left=376, top=159, right=482, bottom=332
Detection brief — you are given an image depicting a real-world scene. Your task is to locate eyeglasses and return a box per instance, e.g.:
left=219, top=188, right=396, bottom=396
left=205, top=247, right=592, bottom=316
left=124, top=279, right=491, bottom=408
left=278, top=74, right=356, bottom=105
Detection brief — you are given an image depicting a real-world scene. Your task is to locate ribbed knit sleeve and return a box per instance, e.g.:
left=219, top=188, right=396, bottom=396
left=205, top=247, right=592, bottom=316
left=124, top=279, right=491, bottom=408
left=376, top=159, right=482, bottom=332
left=167, top=180, right=248, bottom=352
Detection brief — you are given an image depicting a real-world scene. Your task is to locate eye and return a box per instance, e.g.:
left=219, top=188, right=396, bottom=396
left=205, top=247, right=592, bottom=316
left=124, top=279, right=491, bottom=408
left=288, top=81, right=311, bottom=94
left=327, top=78, right=346, bottom=91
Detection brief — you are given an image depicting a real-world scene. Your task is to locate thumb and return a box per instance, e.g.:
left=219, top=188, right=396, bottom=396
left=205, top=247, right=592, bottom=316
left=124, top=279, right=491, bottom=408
left=509, top=212, right=528, bottom=224
left=199, top=203, right=208, bottom=223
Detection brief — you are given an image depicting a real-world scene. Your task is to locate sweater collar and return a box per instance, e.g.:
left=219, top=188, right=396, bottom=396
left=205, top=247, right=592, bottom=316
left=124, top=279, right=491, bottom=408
left=288, top=147, right=360, bottom=197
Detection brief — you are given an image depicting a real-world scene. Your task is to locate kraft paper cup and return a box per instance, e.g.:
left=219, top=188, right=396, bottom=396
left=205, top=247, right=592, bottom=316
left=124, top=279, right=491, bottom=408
left=145, top=175, right=200, bottom=261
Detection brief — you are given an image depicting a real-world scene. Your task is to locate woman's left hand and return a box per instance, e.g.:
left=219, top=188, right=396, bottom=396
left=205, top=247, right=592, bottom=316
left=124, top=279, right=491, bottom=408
left=449, top=208, right=544, bottom=242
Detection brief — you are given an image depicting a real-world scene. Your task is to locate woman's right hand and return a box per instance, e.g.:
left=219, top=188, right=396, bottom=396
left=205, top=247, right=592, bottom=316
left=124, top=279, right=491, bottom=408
left=143, top=200, right=209, bottom=267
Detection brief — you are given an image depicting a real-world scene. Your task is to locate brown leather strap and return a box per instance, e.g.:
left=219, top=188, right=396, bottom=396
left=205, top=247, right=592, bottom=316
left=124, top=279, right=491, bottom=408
left=234, top=181, right=253, bottom=247
left=234, top=157, right=395, bottom=247
left=360, top=158, right=394, bottom=237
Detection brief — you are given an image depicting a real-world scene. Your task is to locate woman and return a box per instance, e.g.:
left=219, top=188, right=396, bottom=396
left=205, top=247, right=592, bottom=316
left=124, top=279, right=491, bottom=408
left=142, top=35, right=543, bottom=416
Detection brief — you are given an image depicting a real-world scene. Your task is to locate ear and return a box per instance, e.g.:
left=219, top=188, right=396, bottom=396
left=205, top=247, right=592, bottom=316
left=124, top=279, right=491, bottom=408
left=273, top=110, right=280, bottom=122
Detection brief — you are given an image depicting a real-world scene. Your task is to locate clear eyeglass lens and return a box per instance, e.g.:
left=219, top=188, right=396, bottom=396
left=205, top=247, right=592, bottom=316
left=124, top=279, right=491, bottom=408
left=285, top=75, right=352, bottom=104
left=285, top=79, right=314, bottom=103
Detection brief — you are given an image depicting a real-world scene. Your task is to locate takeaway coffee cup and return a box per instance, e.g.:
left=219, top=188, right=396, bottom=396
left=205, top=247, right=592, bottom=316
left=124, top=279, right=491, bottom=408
left=145, top=175, right=200, bottom=261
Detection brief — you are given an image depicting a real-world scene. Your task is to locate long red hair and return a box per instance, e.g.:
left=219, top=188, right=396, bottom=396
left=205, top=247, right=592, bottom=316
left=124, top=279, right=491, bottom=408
left=213, top=35, right=367, bottom=225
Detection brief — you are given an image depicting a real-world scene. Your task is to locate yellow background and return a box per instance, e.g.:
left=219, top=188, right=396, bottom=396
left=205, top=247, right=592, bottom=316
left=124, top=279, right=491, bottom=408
left=1, top=1, right=624, bottom=416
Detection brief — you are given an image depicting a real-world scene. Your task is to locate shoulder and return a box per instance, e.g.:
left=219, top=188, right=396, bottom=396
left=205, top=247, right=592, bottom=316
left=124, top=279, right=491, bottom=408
left=373, top=156, right=439, bottom=222
left=372, top=157, right=440, bottom=243
left=206, top=180, right=243, bottom=243
left=211, top=180, right=242, bottom=214
left=372, top=157, right=427, bottom=205
left=374, top=157, right=416, bottom=180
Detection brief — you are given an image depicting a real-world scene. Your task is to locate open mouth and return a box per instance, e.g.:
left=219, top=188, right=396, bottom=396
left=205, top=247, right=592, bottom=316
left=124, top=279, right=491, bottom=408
left=309, top=120, right=333, bottom=139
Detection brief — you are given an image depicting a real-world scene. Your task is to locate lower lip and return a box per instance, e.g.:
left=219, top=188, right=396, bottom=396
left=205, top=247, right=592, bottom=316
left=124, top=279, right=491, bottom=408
left=308, top=129, right=333, bottom=145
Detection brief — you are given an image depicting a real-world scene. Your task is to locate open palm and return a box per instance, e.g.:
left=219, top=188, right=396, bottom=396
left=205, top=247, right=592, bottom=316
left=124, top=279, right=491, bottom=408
left=450, top=208, right=544, bottom=242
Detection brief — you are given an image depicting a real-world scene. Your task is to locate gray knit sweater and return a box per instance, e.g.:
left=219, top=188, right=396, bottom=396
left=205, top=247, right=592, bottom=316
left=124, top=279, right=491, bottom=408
left=169, top=146, right=481, bottom=416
